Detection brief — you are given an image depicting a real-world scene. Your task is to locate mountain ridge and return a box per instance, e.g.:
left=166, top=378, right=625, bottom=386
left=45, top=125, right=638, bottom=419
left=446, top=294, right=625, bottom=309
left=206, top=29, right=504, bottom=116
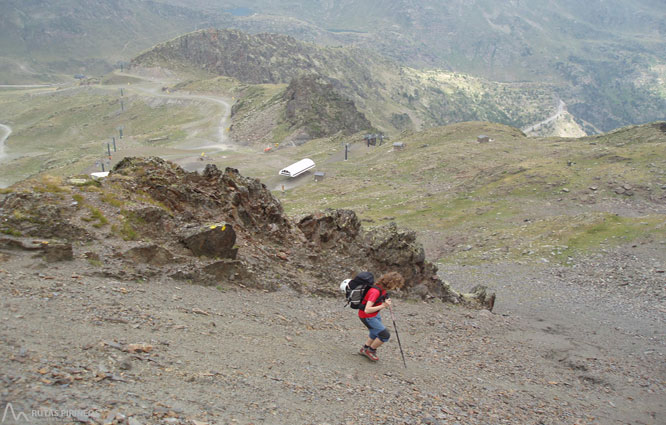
left=131, top=28, right=569, bottom=137
left=2, top=0, right=663, bottom=131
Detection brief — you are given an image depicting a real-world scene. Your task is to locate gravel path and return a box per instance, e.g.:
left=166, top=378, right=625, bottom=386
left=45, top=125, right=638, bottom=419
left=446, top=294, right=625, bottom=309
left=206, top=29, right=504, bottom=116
left=1, top=241, right=664, bottom=424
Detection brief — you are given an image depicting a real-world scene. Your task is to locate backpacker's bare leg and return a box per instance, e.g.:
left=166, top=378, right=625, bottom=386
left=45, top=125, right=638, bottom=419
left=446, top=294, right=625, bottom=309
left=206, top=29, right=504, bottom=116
left=370, top=338, right=384, bottom=350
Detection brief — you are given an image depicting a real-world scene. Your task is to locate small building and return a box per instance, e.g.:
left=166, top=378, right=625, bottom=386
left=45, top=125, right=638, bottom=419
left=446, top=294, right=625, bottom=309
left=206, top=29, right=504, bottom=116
left=314, top=171, right=325, bottom=182
left=477, top=135, right=490, bottom=143
left=393, top=142, right=406, bottom=150
left=91, top=172, right=109, bottom=180
left=279, top=158, right=315, bottom=177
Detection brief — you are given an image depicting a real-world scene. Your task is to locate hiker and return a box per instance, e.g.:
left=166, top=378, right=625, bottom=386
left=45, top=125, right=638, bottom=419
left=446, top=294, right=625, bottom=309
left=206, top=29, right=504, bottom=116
left=341, top=271, right=399, bottom=362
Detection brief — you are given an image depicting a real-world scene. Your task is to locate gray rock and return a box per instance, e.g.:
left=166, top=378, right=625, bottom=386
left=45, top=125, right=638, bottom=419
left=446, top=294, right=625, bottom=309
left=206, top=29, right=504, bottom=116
left=182, top=223, right=237, bottom=259
left=42, top=242, right=73, bottom=262
left=123, top=244, right=175, bottom=266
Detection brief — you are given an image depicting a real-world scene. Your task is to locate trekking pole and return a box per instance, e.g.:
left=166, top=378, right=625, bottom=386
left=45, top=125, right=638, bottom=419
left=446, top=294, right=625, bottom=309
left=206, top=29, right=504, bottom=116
left=388, top=304, right=407, bottom=369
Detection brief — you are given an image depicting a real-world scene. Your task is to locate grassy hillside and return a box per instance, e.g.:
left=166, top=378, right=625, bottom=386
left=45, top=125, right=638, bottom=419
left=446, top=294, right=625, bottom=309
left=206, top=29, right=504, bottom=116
left=0, top=84, right=209, bottom=184
left=154, top=0, right=666, bottom=131
left=2, top=1, right=663, bottom=130
left=0, top=0, right=222, bottom=82
left=272, top=121, right=666, bottom=264
left=1, top=75, right=663, bottom=266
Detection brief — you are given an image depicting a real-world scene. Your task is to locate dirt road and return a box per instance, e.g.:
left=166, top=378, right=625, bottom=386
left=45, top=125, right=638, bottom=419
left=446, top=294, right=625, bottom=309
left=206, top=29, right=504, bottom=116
left=0, top=123, right=12, bottom=188
left=522, top=99, right=566, bottom=134
left=0, top=123, right=10, bottom=161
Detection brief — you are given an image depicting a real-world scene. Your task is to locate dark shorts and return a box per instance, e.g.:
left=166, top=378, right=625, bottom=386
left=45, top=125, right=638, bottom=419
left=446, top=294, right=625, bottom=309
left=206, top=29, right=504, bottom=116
left=360, top=314, right=390, bottom=342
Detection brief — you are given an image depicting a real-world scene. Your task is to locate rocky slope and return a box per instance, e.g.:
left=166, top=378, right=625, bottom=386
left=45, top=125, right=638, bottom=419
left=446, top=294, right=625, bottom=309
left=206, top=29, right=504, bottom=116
left=282, top=75, right=375, bottom=139
left=131, top=29, right=563, bottom=136
left=0, top=157, right=493, bottom=309
left=0, top=234, right=662, bottom=424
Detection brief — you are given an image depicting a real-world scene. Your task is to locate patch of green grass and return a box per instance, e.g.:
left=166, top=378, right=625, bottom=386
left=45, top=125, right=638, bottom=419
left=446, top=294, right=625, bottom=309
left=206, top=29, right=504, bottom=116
left=135, top=192, right=173, bottom=215
left=557, top=214, right=666, bottom=260
left=0, top=86, right=210, bottom=186
left=81, top=206, right=108, bottom=228
left=87, top=258, right=103, bottom=267
left=1, top=227, right=23, bottom=237
left=276, top=121, right=665, bottom=266
left=272, top=123, right=292, bottom=144
left=113, top=209, right=144, bottom=241
left=100, top=192, right=125, bottom=208
left=12, top=210, right=27, bottom=220
left=83, top=185, right=102, bottom=193
left=33, top=175, right=70, bottom=193
left=175, top=76, right=243, bottom=95
left=112, top=220, right=139, bottom=241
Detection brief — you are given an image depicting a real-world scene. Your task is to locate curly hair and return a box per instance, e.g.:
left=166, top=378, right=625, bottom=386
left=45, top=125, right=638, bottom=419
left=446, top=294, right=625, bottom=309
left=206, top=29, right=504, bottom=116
left=376, top=271, right=405, bottom=290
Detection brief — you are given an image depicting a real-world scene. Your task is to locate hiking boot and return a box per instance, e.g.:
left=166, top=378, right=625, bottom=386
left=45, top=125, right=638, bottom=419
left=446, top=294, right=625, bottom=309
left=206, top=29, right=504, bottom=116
left=362, top=348, right=379, bottom=362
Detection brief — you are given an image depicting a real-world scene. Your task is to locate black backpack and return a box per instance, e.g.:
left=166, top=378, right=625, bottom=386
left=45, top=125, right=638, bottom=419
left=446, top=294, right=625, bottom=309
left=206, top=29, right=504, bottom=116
left=345, top=272, right=383, bottom=310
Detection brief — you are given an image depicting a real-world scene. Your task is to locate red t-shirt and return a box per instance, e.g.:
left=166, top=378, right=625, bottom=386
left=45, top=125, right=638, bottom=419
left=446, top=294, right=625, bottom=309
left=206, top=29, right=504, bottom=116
left=358, top=287, right=383, bottom=319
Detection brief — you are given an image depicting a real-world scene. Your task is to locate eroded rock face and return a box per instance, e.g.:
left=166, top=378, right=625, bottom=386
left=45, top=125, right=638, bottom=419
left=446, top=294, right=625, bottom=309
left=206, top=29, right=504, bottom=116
left=284, top=75, right=373, bottom=138
left=297, top=210, right=495, bottom=310
left=298, top=209, right=361, bottom=250
left=0, top=236, right=72, bottom=262
left=182, top=223, right=237, bottom=259
left=41, top=242, right=74, bottom=262
left=0, top=157, right=495, bottom=310
left=112, top=159, right=291, bottom=239
left=0, top=192, right=90, bottom=241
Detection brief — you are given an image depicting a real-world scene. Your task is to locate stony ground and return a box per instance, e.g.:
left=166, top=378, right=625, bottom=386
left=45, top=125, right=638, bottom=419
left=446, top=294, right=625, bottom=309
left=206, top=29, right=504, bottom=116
left=1, top=240, right=664, bottom=425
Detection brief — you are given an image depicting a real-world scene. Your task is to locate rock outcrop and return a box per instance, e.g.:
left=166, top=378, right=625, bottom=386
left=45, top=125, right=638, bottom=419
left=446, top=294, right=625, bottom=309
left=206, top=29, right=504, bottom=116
left=283, top=75, right=373, bottom=138
left=0, top=157, right=494, bottom=309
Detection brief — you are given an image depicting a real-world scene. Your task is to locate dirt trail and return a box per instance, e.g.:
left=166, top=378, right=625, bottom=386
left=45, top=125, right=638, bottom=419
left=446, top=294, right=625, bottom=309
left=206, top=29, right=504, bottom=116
left=120, top=78, right=234, bottom=152
left=441, top=242, right=665, bottom=425
left=0, top=241, right=663, bottom=424
left=104, top=72, right=237, bottom=175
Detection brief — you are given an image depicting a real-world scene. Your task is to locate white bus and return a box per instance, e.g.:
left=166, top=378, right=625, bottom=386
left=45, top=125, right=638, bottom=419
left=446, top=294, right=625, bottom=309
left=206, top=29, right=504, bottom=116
left=279, top=158, right=315, bottom=177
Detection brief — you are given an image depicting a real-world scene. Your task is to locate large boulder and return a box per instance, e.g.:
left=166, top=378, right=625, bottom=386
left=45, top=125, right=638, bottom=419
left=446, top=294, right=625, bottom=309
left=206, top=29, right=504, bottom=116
left=182, top=223, right=237, bottom=259
left=41, top=242, right=74, bottom=262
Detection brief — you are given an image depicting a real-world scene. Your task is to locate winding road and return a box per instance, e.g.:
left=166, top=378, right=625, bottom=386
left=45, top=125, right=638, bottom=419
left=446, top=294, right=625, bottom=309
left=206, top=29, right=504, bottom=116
left=115, top=71, right=234, bottom=151
left=522, top=99, right=566, bottom=134
left=0, top=123, right=12, bottom=188
left=0, top=72, right=235, bottom=185
left=0, top=123, right=11, bottom=162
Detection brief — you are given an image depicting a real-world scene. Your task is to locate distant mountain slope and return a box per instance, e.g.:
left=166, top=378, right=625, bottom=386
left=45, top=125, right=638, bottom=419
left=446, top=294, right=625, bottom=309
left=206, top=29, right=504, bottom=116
left=132, top=28, right=383, bottom=85
left=154, top=0, right=666, bottom=132
left=4, top=0, right=662, bottom=130
left=131, top=29, right=565, bottom=135
left=0, top=0, right=218, bottom=79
